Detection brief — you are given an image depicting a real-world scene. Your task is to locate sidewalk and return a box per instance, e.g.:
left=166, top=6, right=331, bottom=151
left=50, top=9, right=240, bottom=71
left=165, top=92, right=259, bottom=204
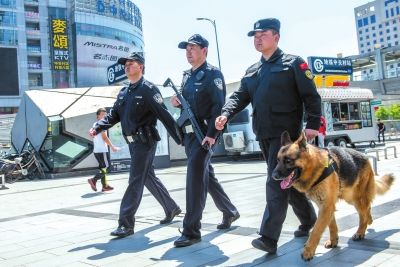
left=0, top=156, right=399, bottom=266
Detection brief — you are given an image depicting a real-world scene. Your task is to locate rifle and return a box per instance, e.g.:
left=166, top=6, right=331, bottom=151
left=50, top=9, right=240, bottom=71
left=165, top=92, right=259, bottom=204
left=163, top=78, right=210, bottom=150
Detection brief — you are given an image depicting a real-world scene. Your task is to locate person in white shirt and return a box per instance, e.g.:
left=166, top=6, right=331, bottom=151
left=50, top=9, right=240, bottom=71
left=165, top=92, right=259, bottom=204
left=88, top=108, right=118, bottom=192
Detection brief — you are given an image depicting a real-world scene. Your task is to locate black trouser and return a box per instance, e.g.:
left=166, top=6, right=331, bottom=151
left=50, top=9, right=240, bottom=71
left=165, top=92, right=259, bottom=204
left=182, top=133, right=238, bottom=238
left=378, top=131, right=385, bottom=142
left=258, top=138, right=317, bottom=241
left=118, top=141, right=179, bottom=229
left=93, top=152, right=110, bottom=186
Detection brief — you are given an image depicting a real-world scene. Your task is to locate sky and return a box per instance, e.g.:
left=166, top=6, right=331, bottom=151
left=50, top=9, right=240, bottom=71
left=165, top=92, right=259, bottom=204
left=133, top=0, right=368, bottom=85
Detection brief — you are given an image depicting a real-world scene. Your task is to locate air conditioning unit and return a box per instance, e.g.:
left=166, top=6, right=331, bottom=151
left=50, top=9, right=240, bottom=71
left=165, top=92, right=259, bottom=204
left=222, top=131, right=245, bottom=151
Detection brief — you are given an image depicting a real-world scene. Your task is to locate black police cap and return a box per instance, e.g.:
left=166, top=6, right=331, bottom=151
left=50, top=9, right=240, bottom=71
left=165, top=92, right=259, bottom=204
left=117, top=52, right=145, bottom=65
left=178, top=34, right=209, bottom=49
left=247, top=18, right=280, bottom=37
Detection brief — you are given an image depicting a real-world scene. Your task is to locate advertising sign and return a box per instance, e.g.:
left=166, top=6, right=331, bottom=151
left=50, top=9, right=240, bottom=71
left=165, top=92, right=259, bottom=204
left=308, top=56, right=353, bottom=75
left=76, top=35, right=138, bottom=86
left=50, top=19, right=70, bottom=70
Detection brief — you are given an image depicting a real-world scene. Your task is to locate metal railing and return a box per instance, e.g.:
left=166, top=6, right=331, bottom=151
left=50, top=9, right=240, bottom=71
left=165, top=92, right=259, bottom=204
left=365, top=146, right=397, bottom=161
left=366, top=155, right=378, bottom=175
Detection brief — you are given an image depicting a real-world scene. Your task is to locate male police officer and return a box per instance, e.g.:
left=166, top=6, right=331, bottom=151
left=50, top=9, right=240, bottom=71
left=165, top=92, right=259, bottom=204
left=171, top=34, right=240, bottom=247
left=215, top=19, right=320, bottom=253
left=89, top=52, right=183, bottom=238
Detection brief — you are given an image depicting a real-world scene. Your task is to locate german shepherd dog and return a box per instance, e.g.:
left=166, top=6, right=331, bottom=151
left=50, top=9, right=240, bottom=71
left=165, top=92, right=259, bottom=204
left=272, top=131, right=394, bottom=261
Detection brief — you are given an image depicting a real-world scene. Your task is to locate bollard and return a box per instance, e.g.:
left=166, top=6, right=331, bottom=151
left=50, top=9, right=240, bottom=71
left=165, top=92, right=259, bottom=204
left=384, top=146, right=397, bottom=159
left=0, top=174, right=8, bottom=190
left=366, top=155, right=378, bottom=175
left=365, top=148, right=381, bottom=161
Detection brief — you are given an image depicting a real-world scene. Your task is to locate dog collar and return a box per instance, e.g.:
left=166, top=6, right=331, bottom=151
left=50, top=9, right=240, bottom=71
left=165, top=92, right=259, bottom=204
left=311, top=149, right=338, bottom=188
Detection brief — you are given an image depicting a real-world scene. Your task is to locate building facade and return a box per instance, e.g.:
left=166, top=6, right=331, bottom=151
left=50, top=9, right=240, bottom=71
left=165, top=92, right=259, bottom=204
left=0, top=0, right=143, bottom=114
left=355, top=0, right=400, bottom=80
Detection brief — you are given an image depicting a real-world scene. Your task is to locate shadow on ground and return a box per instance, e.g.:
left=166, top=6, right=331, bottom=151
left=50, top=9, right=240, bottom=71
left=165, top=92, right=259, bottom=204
left=68, top=224, right=176, bottom=261
left=238, top=228, right=400, bottom=267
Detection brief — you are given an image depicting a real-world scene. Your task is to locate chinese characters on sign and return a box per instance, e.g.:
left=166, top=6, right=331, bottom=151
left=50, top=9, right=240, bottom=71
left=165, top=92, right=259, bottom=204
left=51, top=19, right=70, bottom=70
left=107, top=62, right=126, bottom=84
left=308, top=56, right=353, bottom=75
left=96, top=0, right=142, bottom=30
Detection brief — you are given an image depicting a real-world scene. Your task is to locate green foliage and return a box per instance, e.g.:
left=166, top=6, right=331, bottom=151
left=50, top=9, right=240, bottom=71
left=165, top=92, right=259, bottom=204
left=389, top=104, right=400, bottom=119
left=375, top=104, right=400, bottom=119
left=375, top=106, right=390, bottom=120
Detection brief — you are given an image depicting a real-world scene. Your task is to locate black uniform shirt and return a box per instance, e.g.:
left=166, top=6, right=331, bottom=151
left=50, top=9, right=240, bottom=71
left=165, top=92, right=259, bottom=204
left=221, top=48, right=321, bottom=140
left=94, top=77, right=182, bottom=144
left=181, top=61, right=226, bottom=138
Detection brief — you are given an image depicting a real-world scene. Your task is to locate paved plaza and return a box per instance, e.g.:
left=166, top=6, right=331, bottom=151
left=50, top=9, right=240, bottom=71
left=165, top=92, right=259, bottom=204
left=1, top=142, right=400, bottom=266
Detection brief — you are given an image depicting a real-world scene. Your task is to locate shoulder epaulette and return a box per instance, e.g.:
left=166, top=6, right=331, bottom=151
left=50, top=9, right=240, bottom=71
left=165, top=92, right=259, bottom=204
left=244, top=61, right=262, bottom=77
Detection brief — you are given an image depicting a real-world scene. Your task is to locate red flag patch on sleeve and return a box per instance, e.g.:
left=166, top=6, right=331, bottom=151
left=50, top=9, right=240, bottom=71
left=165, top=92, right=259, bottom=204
left=299, top=62, right=309, bottom=71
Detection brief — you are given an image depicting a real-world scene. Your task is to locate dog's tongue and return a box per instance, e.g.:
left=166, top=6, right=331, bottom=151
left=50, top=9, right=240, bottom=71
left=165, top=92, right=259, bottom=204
left=280, top=177, right=291, bottom=189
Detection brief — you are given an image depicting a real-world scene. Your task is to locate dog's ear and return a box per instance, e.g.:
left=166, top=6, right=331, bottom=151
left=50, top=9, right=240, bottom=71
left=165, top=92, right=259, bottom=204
left=281, top=131, right=292, bottom=146
left=296, top=131, right=308, bottom=150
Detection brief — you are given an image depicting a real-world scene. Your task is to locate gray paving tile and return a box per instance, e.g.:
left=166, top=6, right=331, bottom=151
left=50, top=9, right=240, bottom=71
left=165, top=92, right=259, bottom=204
left=328, top=248, right=394, bottom=266
left=0, top=158, right=399, bottom=266
left=0, top=252, right=55, bottom=266
left=376, top=255, right=400, bottom=266
left=1, top=240, right=72, bottom=259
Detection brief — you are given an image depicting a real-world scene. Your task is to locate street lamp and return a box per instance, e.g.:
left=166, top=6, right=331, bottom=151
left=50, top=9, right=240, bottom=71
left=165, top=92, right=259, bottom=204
left=196, top=17, right=222, bottom=70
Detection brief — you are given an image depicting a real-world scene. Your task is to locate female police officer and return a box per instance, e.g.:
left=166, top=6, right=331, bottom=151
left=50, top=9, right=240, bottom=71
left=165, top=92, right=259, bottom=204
left=89, top=52, right=183, bottom=238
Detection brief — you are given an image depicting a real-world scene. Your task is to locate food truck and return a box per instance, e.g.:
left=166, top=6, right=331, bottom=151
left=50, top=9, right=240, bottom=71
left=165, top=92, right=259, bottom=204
left=222, top=87, right=377, bottom=155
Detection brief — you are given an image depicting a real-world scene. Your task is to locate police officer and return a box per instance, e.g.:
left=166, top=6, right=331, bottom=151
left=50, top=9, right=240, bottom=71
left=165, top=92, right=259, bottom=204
left=171, top=34, right=240, bottom=247
left=215, top=18, right=320, bottom=253
left=89, top=52, right=183, bottom=238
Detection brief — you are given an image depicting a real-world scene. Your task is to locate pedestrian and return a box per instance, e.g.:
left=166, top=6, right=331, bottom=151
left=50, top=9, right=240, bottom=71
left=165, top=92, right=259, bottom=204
left=89, top=52, right=183, bottom=238
left=215, top=18, right=321, bottom=254
left=317, top=115, right=327, bottom=148
left=88, top=107, right=119, bottom=192
left=377, top=118, right=385, bottom=143
left=171, top=34, right=240, bottom=247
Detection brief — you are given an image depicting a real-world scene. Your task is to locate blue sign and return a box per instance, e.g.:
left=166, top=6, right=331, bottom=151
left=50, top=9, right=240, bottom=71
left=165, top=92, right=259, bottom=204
left=107, top=62, right=126, bottom=85
left=308, top=56, right=353, bottom=75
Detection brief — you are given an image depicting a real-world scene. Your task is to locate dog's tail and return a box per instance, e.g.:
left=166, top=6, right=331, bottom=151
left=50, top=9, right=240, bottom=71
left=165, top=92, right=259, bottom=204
left=375, top=173, right=395, bottom=195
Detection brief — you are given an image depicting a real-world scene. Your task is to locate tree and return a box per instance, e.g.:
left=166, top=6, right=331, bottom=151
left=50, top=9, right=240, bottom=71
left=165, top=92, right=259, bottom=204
left=389, top=104, right=400, bottom=119
left=375, top=106, right=390, bottom=120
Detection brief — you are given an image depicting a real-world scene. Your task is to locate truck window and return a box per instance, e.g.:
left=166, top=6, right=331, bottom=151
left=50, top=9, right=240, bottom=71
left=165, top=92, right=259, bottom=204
left=332, top=103, right=340, bottom=122
left=360, top=101, right=373, bottom=127
left=229, top=109, right=249, bottom=125
left=331, top=103, right=340, bottom=122
left=349, top=102, right=360, bottom=120
left=340, top=103, right=349, bottom=121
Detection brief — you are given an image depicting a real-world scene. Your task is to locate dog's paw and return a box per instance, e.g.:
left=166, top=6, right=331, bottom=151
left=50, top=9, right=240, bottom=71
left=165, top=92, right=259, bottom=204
left=301, top=247, right=315, bottom=261
left=352, top=233, right=365, bottom=241
left=324, top=238, right=338, bottom=248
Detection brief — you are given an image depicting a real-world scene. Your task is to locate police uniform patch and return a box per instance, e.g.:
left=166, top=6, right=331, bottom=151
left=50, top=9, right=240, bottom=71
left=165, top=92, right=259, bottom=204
left=153, top=93, right=163, bottom=104
left=214, top=78, right=223, bottom=90
left=305, top=70, right=313, bottom=80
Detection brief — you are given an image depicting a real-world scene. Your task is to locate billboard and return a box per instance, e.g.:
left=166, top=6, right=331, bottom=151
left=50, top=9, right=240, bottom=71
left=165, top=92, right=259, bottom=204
left=308, top=56, right=353, bottom=75
left=50, top=19, right=70, bottom=70
left=76, top=35, right=138, bottom=86
left=0, top=48, right=19, bottom=96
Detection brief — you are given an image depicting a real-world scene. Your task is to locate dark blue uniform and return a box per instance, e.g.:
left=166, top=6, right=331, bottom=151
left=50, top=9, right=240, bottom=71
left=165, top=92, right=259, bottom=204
left=94, top=77, right=182, bottom=229
left=180, top=61, right=238, bottom=238
left=221, top=48, right=320, bottom=242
